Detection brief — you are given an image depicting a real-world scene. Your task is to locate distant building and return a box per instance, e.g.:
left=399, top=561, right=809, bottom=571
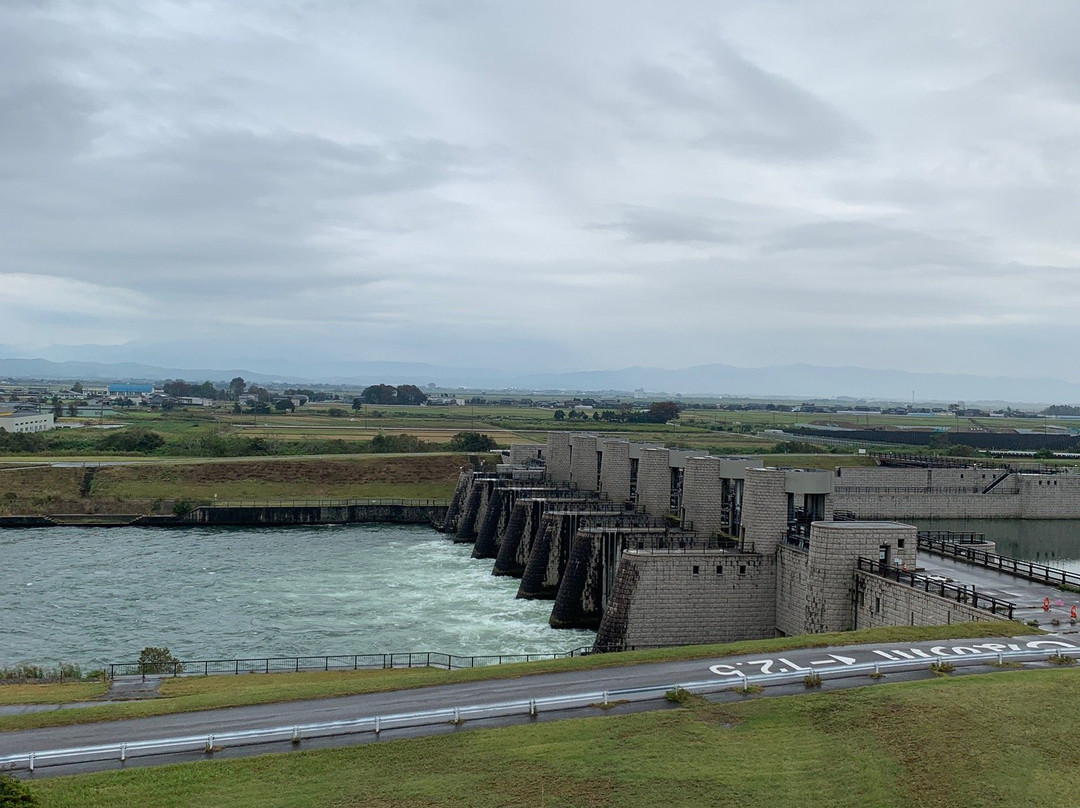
left=108, top=383, right=155, bottom=395
left=0, top=408, right=55, bottom=433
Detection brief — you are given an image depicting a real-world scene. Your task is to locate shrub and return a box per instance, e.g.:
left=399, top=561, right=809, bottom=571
left=448, top=431, right=497, bottom=452
left=665, top=686, right=691, bottom=704
left=804, top=672, right=822, bottom=688
left=100, top=427, right=165, bottom=454
left=0, top=775, right=37, bottom=807
left=138, top=646, right=183, bottom=675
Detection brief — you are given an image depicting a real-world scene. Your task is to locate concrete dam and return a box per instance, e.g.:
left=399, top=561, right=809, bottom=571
left=442, top=433, right=1080, bottom=652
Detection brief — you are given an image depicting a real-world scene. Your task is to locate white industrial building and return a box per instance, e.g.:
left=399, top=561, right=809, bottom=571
left=0, top=409, right=55, bottom=433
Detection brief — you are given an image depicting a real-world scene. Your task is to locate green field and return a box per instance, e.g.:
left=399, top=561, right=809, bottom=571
left=24, top=667, right=1080, bottom=808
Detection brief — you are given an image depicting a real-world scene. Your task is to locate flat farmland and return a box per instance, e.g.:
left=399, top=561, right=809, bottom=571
left=232, top=424, right=531, bottom=444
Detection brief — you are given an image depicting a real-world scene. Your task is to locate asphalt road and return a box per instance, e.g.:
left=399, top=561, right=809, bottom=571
left=4, top=633, right=1077, bottom=778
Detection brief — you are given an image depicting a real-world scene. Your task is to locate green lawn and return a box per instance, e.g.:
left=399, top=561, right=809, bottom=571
left=28, top=667, right=1080, bottom=808
left=0, top=682, right=107, bottom=704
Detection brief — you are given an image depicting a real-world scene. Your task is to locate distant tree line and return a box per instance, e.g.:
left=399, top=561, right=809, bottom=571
left=0, top=426, right=497, bottom=458
left=161, top=380, right=230, bottom=400
left=1043, top=405, right=1080, bottom=417
left=555, top=401, right=681, bottom=424
left=357, top=384, right=428, bottom=406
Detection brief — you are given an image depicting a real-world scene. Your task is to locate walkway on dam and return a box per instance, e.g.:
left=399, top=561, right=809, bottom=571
left=917, top=552, right=1080, bottom=625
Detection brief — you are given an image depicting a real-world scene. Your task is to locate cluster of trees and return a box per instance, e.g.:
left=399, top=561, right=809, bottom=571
left=1043, top=405, right=1080, bottom=417
left=283, top=388, right=335, bottom=402
left=161, top=379, right=229, bottom=400
left=0, top=426, right=499, bottom=458
left=448, top=431, right=497, bottom=451
left=357, top=384, right=428, bottom=406
left=555, top=401, right=682, bottom=424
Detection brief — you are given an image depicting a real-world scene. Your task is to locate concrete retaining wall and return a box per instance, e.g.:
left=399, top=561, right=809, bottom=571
left=854, top=571, right=1008, bottom=629
left=184, top=504, right=447, bottom=526
left=594, top=550, right=776, bottom=649
left=775, top=544, right=809, bottom=637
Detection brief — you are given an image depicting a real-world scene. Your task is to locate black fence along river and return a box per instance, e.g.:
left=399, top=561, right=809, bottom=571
left=1, top=525, right=597, bottom=668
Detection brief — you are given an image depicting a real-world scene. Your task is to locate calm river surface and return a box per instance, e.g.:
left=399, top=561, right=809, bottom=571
left=915, top=518, right=1080, bottom=573
left=0, top=525, right=596, bottom=668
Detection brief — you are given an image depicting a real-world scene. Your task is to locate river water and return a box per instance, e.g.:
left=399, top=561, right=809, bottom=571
left=0, top=525, right=597, bottom=669
left=915, top=518, right=1080, bottom=573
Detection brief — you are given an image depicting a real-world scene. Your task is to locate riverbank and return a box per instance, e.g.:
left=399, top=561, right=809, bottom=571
left=0, top=454, right=468, bottom=517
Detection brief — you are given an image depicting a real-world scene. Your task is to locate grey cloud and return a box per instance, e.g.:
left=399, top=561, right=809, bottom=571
left=625, top=40, right=870, bottom=160
left=3, top=1, right=1080, bottom=384
left=595, top=207, right=737, bottom=244
left=761, top=221, right=976, bottom=268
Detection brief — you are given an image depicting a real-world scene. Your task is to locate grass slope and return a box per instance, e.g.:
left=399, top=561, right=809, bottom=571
left=0, top=454, right=466, bottom=514
left=0, top=622, right=1032, bottom=732
left=30, top=668, right=1080, bottom=808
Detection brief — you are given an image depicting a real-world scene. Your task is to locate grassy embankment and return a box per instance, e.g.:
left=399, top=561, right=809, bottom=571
left=0, top=621, right=1033, bottom=732
left=0, top=454, right=468, bottom=515
left=27, top=666, right=1080, bottom=808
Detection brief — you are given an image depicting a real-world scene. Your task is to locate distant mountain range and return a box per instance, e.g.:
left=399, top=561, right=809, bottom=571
left=1, top=356, right=1078, bottom=405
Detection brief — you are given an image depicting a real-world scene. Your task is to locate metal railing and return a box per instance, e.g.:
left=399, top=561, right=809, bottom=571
left=784, top=533, right=810, bottom=552
left=857, top=557, right=1015, bottom=619
left=201, top=498, right=450, bottom=509
left=916, top=530, right=987, bottom=545
left=916, top=536, right=1080, bottom=590
left=6, top=645, right=1074, bottom=773
left=833, top=486, right=996, bottom=495
left=107, top=648, right=594, bottom=680
left=872, top=453, right=986, bottom=469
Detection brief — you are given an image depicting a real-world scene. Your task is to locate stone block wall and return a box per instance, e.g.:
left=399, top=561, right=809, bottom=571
left=594, top=550, right=777, bottom=649
left=636, top=448, right=673, bottom=518
left=510, top=444, right=544, bottom=465
left=830, top=465, right=1026, bottom=519
left=774, top=544, right=809, bottom=637
left=1019, top=474, right=1080, bottom=518
left=741, top=468, right=787, bottom=555
left=830, top=492, right=1021, bottom=520
left=599, top=439, right=632, bottom=504
left=854, top=571, right=1008, bottom=629
left=545, top=432, right=572, bottom=483
left=834, top=467, right=1008, bottom=490
left=569, top=434, right=599, bottom=493
left=682, top=456, right=725, bottom=534
left=804, top=521, right=916, bottom=634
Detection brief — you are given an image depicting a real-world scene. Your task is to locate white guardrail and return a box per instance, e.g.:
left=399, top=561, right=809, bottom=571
left=0, top=647, right=1072, bottom=773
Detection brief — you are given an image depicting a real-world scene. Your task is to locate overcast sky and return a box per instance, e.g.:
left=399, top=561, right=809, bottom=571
left=4, top=1, right=1080, bottom=380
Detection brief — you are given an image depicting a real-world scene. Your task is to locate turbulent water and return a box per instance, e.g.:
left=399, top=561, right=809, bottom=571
left=915, top=518, right=1080, bottom=573
left=0, top=525, right=597, bottom=668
